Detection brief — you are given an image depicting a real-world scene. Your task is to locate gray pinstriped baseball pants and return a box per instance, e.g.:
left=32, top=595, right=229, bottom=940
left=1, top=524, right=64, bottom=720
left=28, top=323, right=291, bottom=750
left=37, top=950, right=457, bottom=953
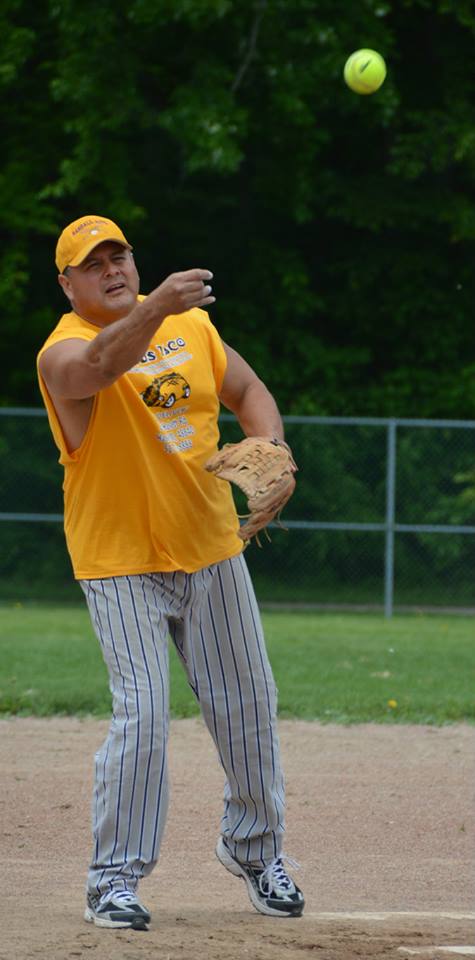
left=80, top=554, right=285, bottom=898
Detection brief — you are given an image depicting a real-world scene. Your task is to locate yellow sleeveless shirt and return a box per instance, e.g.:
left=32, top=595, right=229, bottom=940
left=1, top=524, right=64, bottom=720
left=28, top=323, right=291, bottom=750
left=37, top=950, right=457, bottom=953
left=37, top=305, right=243, bottom=578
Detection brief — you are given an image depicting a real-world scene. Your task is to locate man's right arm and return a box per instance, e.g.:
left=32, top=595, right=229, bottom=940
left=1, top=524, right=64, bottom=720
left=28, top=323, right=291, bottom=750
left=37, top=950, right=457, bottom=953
left=40, top=269, right=214, bottom=400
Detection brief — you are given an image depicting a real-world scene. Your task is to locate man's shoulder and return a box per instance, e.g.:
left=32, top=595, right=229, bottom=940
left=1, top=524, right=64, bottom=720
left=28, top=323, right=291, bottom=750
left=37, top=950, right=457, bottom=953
left=144, top=304, right=210, bottom=327
left=146, top=306, right=212, bottom=343
left=37, top=311, right=96, bottom=359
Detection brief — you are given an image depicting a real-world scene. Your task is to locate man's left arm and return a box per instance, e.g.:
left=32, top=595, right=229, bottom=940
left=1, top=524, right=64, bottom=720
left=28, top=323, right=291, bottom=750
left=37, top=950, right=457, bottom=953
left=219, top=343, right=285, bottom=440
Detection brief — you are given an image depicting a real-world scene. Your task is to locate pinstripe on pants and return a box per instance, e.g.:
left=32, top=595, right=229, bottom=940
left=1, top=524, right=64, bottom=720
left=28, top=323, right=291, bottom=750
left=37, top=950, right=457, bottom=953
left=80, top=553, right=285, bottom=897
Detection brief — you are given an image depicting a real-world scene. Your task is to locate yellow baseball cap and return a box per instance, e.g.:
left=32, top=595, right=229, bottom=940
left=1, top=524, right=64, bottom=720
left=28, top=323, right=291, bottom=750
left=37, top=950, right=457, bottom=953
left=55, top=215, right=132, bottom=273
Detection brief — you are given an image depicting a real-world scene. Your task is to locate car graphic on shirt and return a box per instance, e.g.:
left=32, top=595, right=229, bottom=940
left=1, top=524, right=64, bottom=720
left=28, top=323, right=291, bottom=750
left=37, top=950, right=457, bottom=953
left=141, top=372, right=191, bottom=409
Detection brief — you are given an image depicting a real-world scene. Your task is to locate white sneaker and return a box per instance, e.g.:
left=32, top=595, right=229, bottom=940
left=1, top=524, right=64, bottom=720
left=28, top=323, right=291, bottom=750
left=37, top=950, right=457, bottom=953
left=84, top=889, right=151, bottom=929
left=216, top=837, right=305, bottom=917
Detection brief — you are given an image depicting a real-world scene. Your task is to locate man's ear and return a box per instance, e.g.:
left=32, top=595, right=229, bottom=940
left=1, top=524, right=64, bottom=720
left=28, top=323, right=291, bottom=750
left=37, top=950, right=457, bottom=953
left=58, top=272, right=74, bottom=304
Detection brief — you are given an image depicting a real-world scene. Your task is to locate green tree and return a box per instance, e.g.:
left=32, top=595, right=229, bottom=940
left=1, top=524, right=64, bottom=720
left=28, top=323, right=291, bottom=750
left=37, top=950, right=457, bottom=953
left=0, top=0, right=474, bottom=416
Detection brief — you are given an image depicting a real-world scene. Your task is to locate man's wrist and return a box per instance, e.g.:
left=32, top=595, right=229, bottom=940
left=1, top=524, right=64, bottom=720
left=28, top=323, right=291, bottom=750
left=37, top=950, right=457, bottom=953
left=135, top=292, right=166, bottom=329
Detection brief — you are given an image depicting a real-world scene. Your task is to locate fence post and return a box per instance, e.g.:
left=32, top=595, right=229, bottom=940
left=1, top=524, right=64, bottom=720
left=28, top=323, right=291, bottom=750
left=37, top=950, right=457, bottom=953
left=384, top=419, right=397, bottom=618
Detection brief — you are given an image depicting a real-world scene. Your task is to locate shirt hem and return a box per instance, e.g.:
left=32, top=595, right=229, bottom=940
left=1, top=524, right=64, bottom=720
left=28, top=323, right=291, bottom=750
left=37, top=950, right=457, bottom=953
left=73, top=543, right=244, bottom=581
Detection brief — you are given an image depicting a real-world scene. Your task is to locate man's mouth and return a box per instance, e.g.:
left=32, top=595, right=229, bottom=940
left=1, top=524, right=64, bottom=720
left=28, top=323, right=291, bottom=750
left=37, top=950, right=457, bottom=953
left=105, top=281, right=126, bottom=294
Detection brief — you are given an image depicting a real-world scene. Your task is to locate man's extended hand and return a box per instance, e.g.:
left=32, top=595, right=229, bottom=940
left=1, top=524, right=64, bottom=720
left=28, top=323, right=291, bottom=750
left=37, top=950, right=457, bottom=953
left=148, top=269, right=215, bottom=317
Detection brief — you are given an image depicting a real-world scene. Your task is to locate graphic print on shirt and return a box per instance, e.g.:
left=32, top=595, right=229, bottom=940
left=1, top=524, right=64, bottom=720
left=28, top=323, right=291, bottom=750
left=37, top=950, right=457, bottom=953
left=154, top=403, right=195, bottom=454
left=141, top=372, right=191, bottom=409
left=130, top=335, right=196, bottom=455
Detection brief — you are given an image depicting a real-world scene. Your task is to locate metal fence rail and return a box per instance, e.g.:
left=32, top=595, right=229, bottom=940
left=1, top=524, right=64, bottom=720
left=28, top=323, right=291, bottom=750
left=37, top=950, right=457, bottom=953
left=253, top=415, right=475, bottom=616
left=1, top=409, right=474, bottom=615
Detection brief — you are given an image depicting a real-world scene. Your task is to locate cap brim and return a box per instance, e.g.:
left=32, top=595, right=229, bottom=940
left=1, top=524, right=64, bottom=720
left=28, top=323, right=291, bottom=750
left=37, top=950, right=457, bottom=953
left=67, top=236, right=132, bottom=269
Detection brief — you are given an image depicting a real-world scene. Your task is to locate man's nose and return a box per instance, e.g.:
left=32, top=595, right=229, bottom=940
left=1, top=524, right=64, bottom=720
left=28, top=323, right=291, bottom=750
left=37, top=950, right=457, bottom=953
left=104, top=259, right=121, bottom=275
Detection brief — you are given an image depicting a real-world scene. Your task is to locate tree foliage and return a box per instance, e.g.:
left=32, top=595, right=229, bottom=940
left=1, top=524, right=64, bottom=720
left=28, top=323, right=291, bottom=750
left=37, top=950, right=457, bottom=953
left=1, top=0, right=475, bottom=415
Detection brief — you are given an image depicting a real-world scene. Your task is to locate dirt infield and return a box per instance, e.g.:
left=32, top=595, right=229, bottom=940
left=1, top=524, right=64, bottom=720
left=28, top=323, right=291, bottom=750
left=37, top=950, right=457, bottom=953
left=1, top=717, right=474, bottom=960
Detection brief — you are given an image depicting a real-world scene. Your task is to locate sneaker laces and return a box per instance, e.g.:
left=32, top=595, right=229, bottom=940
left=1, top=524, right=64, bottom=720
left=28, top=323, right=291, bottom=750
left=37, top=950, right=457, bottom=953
left=258, top=856, right=300, bottom=896
left=103, top=890, right=139, bottom=906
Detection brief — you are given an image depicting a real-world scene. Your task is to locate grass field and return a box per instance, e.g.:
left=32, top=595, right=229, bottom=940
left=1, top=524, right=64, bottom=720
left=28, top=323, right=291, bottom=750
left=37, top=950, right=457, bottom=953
left=0, top=603, right=473, bottom=724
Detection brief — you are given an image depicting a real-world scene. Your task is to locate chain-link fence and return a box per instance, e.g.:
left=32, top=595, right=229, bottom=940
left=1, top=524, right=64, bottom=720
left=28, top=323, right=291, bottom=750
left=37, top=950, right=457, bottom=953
left=1, top=409, right=474, bottom=614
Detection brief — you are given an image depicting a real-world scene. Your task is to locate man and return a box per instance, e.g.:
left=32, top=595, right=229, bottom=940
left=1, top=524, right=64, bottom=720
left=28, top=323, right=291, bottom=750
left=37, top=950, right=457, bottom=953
left=37, top=214, right=304, bottom=930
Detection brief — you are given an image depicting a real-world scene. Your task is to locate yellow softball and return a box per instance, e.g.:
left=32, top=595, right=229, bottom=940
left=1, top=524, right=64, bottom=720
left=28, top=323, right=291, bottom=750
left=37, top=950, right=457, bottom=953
left=344, top=49, right=387, bottom=95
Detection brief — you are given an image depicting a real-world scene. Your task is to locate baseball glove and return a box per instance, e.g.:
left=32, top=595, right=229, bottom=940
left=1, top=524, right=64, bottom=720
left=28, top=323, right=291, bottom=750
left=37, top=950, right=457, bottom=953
left=205, top=436, right=297, bottom=543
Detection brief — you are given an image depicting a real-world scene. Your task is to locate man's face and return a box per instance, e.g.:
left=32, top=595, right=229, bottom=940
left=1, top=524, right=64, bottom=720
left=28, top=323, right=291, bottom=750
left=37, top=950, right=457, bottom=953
left=58, top=241, right=140, bottom=326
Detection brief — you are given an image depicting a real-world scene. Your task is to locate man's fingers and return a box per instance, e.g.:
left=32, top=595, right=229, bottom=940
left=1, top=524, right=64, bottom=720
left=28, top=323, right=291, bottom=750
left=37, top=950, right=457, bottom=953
left=153, top=269, right=216, bottom=313
left=185, top=278, right=213, bottom=295
left=184, top=277, right=216, bottom=306
left=176, top=268, right=213, bottom=283
left=174, top=271, right=214, bottom=294
left=189, top=290, right=216, bottom=307
left=192, top=268, right=213, bottom=281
